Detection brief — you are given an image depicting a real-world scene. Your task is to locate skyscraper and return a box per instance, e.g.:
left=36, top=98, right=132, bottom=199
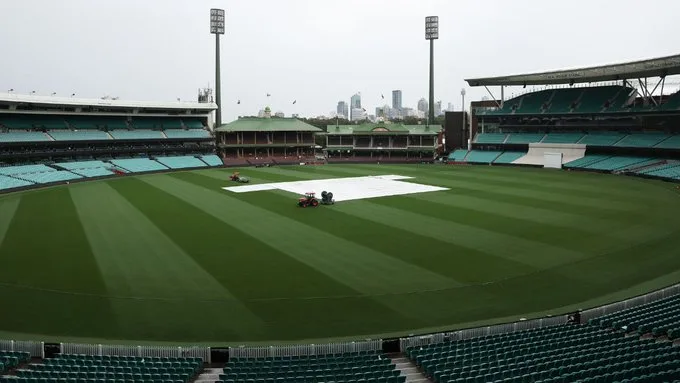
left=417, top=98, right=429, bottom=114
left=392, top=90, right=402, bottom=111
left=350, top=93, right=361, bottom=121
left=435, top=101, right=442, bottom=116
left=336, top=101, right=348, bottom=119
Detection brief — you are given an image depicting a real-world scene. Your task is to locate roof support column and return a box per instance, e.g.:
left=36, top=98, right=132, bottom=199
left=482, top=86, right=501, bottom=108
left=500, top=86, right=505, bottom=108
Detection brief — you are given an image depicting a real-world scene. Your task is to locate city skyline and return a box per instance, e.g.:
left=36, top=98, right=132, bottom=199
left=2, top=0, right=679, bottom=123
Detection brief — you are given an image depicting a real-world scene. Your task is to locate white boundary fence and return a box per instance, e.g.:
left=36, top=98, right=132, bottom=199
left=2, top=282, right=679, bottom=361
left=0, top=340, right=44, bottom=358
left=579, top=282, right=680, bottom=324
left=229, top=340, right=383, bottom=359
left=59, top=343, right=211, bottom=364
left=399, top=315, right=568, bottom=351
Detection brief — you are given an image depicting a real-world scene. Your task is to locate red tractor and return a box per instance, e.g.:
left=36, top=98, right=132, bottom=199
left=297, top=192, right=319, bottom=208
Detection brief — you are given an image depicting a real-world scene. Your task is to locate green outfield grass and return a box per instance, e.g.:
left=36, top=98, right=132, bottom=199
left=0, top=164, right=679, bottom=345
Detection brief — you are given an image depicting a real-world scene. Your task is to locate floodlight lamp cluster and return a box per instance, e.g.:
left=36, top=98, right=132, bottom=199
left=425, top=16, right=439, bottom=40
left=210, top=8, right=225, bottom=34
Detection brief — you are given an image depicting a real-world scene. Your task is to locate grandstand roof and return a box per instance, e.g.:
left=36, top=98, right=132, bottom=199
left=215, top=117, right=322, bottom=132
left=0, top=93, right=217, bottom=111
left=465, top=54, right=680, bottom=87
left=325, top=123, right=440, bottom=135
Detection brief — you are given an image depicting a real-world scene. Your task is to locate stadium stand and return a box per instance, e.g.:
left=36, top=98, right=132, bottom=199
left=474, top=133, right=507, bottom=144
left=563, top=155, right=612, bottom=169
left=65, top=117, right=127, bottom=130
left=0, top=131, right=51, bottom=142
left=55, top=160, right=116, bottom=178
left=655, top=135, right=680, bottom=149
left=200, top=154, right=223, bottom=167
left=614, top=133, right=670, bottom=148
left=47, top=130, right=111, bottom=141
left=154, top=155, right=208, bottom=169
left=0, top=350, right=30, bottom=375
left=164, top=129, right=212, bottom=139
left=182, top=119, right=205, bottom=129
left=109, top=158, right=168, bottom=173
left=108, top=130, right=165, bottom=140
left=407, top=323, right=680, bottom=383
left=584, top=156, right=655, bottom=171
left=590, top=295, right=680, bottom=340
left=0, top=164, right=55, bottom=175
left=2, top=353, right=202, bottom=383
left=219, top=351, right=404, bottom=383
left=637, top=162, right=680, bottom=180
left=493, top=151, right=526, bottom=164
left=541, top=132, right=584, bottom=144
left=16, top=171, right=82, bottom=184
left=0, top=175, right=34, bottom=191
left=576, top=132, right=627, bottom=146
left=465, top=150, right=502, bottom=164
left=505, top=133, right=545, bottom=144
left=447, top=150, right=468, bottom=161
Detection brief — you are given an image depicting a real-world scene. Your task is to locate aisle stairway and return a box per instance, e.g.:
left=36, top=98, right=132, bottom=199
left=390, top=355, right=430, bottom=383
left=195, top=367, right=223, bottom=382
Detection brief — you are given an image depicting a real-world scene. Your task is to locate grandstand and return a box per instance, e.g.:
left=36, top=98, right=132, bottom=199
left=0, top=93, right=223, bottom=192
left=452, top=54, right=680, bottom=182
left=215, top=116, right=323, bottom=165
left=324, top=123, right=443, bottom=162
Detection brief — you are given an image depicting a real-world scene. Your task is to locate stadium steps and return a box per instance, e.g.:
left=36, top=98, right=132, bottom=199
left=161, top=130, right=169, bottom=139
left=194, top=367, right=222, bottom=382
left=389, top=355, right=429, bottom=383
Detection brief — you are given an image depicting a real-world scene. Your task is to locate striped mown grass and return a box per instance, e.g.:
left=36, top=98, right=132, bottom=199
left=0, top=164, right=679, bottom=345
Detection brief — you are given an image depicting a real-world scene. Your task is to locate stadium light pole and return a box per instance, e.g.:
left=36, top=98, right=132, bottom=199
left=425, top=16, right=438, bottom=125
left=210, top=8, right=225, bottom=128
left=461, top=88, right=467, bottom=148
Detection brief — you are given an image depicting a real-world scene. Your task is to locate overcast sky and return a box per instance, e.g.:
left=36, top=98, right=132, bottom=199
left=1, top=0, right=679, bottom=121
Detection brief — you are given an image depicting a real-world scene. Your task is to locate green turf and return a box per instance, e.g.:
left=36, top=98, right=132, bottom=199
left=0, top=164, right=679, bottom=345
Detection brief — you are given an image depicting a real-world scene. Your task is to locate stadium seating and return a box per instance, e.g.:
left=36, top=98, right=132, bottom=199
left=577, top=132, right=626, bottom=146
left=541, top=132, right=584, bottom=144
left=575, top=86, right=633, bottom=113
left=2, top=353, right=202, bottom=383
left=0, top=131, right=51, bottom=142
left=465, top=150, right=502, bottom=164
left=154, top=156, right=208, bottom=169
left=590, top=295, right=680, bottom=340
left=109, top=130, right=165, bottom=140
left=219, top=351, right=404, bottom=383
left=16, top=171, right=82, bottom=184
left=584, top=156, right=654, bottom=171
left=0, top=350, right=31, bottom=375
left=505, top=133, right=545, bottom=144
left=200, top=154, right=223, bottom=167
left=407, top=324, right=680, bottom=383
left=0, top=175, right=34, bottom=191
left=0, top=164, right=55, bottom=176
left=493, top=151, right=526, bottom=164
left=615, top=133, right=670, bottom=148
left=164, top=129, right=211, bottom=139
left=109, top=158, right=168, bottom=173
left=474, top=133, right=507, bottom=144
left=654, top=135, right=680, bottom=149
left=563, top=155, right=612, bottom=169
left=638, top=162, right=680, bottom=180
left=66, top=117, right=128, bottom=130
left=131, top=118, right=183, bottom=130
left=182, top=119, right=205, bottom=129
left=545, top=88, right=582, bottom=113
left=55, top=160, right=116, bottom=178
left=47, top=130, right=111, bottom=141
left=447, top=150, right=468, bottom=161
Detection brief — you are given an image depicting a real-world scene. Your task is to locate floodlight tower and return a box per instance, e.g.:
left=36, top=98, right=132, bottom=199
left=210, top=8, right=225, bottom=128
left=425, top=16, right=439, bottom=125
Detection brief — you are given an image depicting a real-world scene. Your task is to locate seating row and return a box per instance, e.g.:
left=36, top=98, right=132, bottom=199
left=475, top=132, right=679, bottom=148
